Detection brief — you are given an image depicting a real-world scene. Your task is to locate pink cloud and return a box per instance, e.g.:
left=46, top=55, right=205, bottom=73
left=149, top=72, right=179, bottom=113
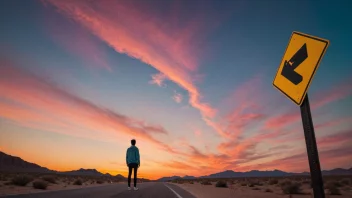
left=311, top=78, right=352, bottom=109
left=317, top=130, right=352, bottom=147
left=161, top=160, right=197, bottom=170
left=264, top=112, right=301, bottom=129
left=211, top=77, right=268, bottom=141
left=213, top=76, right=352, bottom=171
left=194, top=129, right=202, bottom=137
left=44, top=0, right=222, bottom=136
left=263, top=78, right=351, bottom=130
left=235, top=145, right=352, bottom=172
left=220, top=75, right=263, bottom=109
left=0, top=56, right=182, bottom=155
left=36, top=1, right=352, bottom=174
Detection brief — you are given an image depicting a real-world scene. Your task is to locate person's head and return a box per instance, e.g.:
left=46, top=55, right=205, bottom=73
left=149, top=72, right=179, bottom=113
left=131, top=139, right=136, bottom=146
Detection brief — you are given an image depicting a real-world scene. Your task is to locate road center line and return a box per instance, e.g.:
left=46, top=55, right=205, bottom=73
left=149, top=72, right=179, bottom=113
left=164, top=183, right=183, bottom=198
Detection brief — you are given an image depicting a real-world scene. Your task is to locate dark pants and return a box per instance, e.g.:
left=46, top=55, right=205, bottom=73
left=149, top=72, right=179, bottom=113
left=128, top=163, right=138, bottom=187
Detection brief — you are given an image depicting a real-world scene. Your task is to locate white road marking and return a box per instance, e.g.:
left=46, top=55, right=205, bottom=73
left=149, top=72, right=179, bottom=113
left=164, top=183, right=183, bottom=198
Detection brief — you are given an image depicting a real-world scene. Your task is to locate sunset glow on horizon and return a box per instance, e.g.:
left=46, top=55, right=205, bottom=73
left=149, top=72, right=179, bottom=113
left=0, top=0, right=351, bottom=180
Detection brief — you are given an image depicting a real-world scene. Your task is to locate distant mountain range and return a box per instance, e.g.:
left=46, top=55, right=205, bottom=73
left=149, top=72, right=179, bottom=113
left=60, top=168, right=108, bottom=177
left=0, top=151, right=53, bottom=173
left=0, top=151, right=124, bottom=178
left=1, top=151, right=350, bottom=181
left=157, top=168, right=352, bottom=181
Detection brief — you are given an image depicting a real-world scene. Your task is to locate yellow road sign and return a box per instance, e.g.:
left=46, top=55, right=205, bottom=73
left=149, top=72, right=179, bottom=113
left=273, top=31, right=329, bottom=106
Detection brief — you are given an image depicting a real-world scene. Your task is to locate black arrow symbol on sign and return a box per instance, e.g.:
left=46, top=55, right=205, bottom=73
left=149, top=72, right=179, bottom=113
left=281, top=43, right=308, bottom=85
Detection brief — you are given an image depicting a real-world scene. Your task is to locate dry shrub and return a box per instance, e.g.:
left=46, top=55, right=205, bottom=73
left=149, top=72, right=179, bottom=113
left=301, top=179, right=310, bottom=184
left=33, top=180, right=48, bottom=190
left=201, top=180, right=212, bottom=185
left=228, top=180, right=235, bottom=184
left=42, top=176, right=56, bottom=184
left=265, top=188, right=273, bottom=192
left=326, top=182, right=342, bottom=195
left=12, top=175, right=33, bottom=186
left=269, top=179, right=279, bottom=185
left=340, top=178, right=351, bottom=186
left=281, top=181, right=302, bottom=194
left=252, top=187, right=260, bottom=190
left=215, top=180, right=228, bottom=188
left=189, top=181, right=194, bottom=184
left=241, top=182, right=247, bottom=186
left=279, top=179, right=292, bottom=187
left=342, top=186, right=350, bottom=191
left=325, top=180, right=342, bottom=188
left=248, top=180, right=262, bottom=186
left=96, top=180, right=104, bottom=184
left=73, top=179, right=82, bottom=185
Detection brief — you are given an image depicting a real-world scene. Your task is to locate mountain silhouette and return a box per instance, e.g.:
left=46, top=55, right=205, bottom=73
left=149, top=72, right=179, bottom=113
left=1, top=151, right=351, bottom=180
left=200, top=169, right=291, bottom=178
left=321, top=168, right=352, bottom=175
left=61, top=168, right=104, bottom=176
left=0, top=151, right=123, bottom=177
left=157, top=176, right=182, bottom=182
left=157, top=168, right=352, bottom=181
left=182, top=175, right=197, bottom=179
left=0, top=151, right=53, bottom=173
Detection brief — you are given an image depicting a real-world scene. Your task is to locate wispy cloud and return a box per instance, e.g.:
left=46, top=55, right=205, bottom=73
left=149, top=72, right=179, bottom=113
left=194, top=129, right=202, bottom=137
left=213, top=76, right=352, bottom=171
left=311, top=78, right=352, bottom=109
left=161, top=160, right=197, bottom=170
left=172, top=91, right=183, bottom=103
left=32, top=0, right=352, bottom=176
left=44, top=0, right=224, bottom=136
left=149, top=73, right=167, bottom=87
left=264, top=112, right=300, bottom=129
left=317, top=130, right=352, bottom=147
left=0, top=55, right=179, bottom=154
left=261, top=78, right=352, bottom=136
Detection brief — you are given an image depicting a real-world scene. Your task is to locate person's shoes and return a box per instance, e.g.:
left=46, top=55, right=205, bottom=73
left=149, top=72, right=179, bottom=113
left=127, top=187, right=131, bottom=190
left=134, top=187, right=139, bottom=191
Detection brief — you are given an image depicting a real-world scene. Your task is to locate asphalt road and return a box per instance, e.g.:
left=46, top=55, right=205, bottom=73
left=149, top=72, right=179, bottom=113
left=2, top=182, right=196, bottom=198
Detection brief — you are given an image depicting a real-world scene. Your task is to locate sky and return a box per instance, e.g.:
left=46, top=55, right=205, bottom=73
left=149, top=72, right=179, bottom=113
left=0, top=0, right=351, bottom=180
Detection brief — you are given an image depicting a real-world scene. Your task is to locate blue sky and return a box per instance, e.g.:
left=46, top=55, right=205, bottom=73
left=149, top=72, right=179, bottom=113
left=0, top=0, right=351, bottom=179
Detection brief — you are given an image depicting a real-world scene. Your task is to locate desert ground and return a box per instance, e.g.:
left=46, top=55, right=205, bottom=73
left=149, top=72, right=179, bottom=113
left=172, top=176, right=352, bottom=198
left=1, top=173, right=352, bottom=197
left=0, top=173, right=128, bottom=196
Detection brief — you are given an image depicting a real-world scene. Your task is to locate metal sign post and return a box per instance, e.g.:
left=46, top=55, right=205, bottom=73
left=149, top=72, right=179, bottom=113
left=273, top=31, right=330, bottom=198
left=300, top=93, right=325, bottom=198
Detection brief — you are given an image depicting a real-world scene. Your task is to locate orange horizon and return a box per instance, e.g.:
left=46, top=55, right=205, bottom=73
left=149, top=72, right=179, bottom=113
left=1, top=149, right=351, bottom=181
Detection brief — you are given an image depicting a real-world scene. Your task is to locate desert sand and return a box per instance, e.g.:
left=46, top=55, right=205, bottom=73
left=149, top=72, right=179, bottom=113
left=173, top=181, right=352, bottom=198
left=0, top=176, right=121, bottom=196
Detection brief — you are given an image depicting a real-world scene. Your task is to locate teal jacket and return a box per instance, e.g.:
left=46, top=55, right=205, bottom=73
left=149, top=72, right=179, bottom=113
left=126, top=146, right=140, bottom=165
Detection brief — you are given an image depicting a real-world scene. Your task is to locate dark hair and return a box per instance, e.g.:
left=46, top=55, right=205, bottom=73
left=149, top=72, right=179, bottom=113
left=131, top=139, right=136, bottom=145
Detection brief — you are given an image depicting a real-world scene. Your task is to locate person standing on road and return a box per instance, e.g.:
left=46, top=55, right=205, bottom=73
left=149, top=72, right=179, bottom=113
left=126, top=139, right=140, bottom=190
